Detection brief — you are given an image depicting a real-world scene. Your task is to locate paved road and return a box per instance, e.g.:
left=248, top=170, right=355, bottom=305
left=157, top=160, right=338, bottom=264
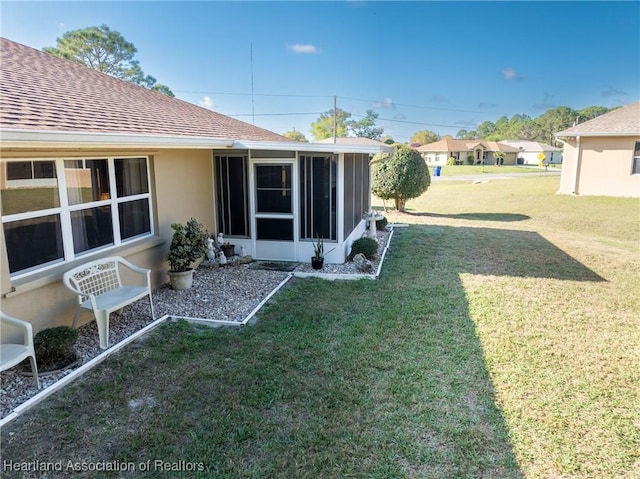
left=432, top=170, right=561, bottom=181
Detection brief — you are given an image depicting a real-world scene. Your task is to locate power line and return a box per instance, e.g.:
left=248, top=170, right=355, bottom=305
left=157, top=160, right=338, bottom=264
left=349, top=112, right=465, bottom=130
left=173, top=90, right=332, bottom=99
left=174, top=89, right=483, bottom=115
left=339, top=95, right=485, bottom=114
left=228, top=112, right=324, bottom=117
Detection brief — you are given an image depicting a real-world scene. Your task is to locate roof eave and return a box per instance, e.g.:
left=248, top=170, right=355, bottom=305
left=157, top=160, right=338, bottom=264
left=237, top=139, right=390, bottom=154
left=0, top=129, right=236, bottom=149
left=556, top=131, right=640, bottom=139
left=0, top=129, right=390, bottom=154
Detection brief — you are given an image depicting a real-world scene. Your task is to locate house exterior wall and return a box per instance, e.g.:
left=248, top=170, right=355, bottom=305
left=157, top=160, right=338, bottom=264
left=420, top=151, right=447, bottom=165
left=0, top=148, right=214, bottom=336
left=517, top=150, right=562, bottom=165
left=1, top=145, right=376, bottom=337
left=559, top=136, right=640, bottom=197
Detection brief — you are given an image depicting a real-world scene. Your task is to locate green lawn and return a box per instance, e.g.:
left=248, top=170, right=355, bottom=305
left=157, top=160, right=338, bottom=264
left=429, top=164, right=561, bottom=176
left=1, top=176, right=638, bottom=478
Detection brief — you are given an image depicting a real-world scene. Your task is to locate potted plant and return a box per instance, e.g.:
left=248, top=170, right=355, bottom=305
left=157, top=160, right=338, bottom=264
left=220, top=242, right=236, bottom=258
left=311, top=234, right=335, bottom=270
left=167, top=217, right=209, bottom=290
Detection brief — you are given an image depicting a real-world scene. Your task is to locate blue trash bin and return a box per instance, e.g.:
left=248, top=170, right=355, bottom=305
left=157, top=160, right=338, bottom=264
left=434, top=166, right=441, bottom=177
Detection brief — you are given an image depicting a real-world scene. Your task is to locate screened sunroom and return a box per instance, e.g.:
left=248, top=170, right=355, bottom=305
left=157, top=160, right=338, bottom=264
left=213, top=148, right=373, bottom=264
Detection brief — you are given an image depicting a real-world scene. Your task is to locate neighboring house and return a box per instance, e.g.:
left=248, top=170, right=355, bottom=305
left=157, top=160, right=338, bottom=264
left=416, top=139, right=520, bottom=165
left=555, top=102, right=640, bottom=197
left=500, top=140, right=563, bottom=165
left=0, top=38, right=387, bottom=334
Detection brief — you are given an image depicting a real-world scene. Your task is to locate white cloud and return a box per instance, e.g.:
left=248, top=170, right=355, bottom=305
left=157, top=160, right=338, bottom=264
left=372, top=97, right=395, bottom=109
left=200, top=96, right=216, bottom=110
left=287, top=44, right=321, bottom=54
left=502, top=68, right=524, bottom=81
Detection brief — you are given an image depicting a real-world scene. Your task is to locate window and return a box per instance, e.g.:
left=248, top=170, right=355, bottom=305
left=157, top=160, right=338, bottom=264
left=215, top=155, right=250, bottom=237
left=342, top=153, right=369, bottom=237
left=1, top=157, right=153, bottom=276
left=300, top=154, right=337, bottom=241
left=633, top=142, right=640, bottom=175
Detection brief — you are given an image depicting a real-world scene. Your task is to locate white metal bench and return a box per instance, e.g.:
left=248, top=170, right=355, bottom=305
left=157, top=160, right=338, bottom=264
left=63, top=257, right=155, bottom=350
left=1, top=312, right=40, bottom=388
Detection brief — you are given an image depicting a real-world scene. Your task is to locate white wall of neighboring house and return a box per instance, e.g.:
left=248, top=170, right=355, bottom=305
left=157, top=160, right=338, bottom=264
left=517, top=150, right=562, bottom=165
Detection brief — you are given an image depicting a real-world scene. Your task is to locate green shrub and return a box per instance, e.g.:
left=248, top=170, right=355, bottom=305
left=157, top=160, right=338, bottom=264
left=466, top=155, right=474, bottom=165
left=167, top=217, right=209, bottom=272
left=376, top=216, right=388, bottom=231
left=371, top=146, right=431, bottom=212
left=33, top=326, right=78, bottom=371
left=447, top=157, right=457, bottom=166
left=350, top=237, right=378, bottom=260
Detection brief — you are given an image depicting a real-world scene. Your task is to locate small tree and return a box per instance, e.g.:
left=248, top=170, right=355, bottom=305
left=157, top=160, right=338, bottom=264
left=282, top=129, right=308, bottom=142
left=371, top=147, right=430, bottom=212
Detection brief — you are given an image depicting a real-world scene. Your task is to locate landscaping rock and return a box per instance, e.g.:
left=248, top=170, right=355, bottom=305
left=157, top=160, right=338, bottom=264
left=353, top=253, right=373, bottom=273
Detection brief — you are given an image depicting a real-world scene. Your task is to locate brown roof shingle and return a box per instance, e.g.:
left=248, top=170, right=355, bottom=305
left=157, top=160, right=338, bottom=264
left=0, top=38, right=289, bottom=142
left=556, top=102, right=640, bottom=137
left=416, top=138, right=520, bottom=153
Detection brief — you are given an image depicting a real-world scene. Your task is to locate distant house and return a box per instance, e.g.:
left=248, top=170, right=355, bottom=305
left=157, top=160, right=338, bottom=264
left=500, top=140, right=563, bottom=165
left=416, top=139, right=520, bottom=165
left=0, top=38, right=388, bottom=334
left=555, top=102, right=640, bottom=197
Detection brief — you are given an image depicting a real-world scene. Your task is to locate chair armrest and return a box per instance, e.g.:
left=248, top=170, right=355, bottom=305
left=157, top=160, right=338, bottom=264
left=0, top=312, right=34, bottom=347
left=117, top=258, right=152, bottom=285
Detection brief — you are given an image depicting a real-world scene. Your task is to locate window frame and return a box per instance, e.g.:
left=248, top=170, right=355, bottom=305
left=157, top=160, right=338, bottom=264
left=215, top=154, right=250, bottom=238
left=2, top=156, right=154, bottom=279
left=632, top=141, right=640, bottom=175
left=299, top=154, right=337, bottom=242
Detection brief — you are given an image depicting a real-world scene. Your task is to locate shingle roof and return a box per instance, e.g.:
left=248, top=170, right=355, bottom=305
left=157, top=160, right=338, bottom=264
left=0, top=38, right=289, bottom=142
left=416, top=138, right=520, bottom=153
left=556, top=102, right=640, bottom=137
left=501, top=140, right=562, bottom=152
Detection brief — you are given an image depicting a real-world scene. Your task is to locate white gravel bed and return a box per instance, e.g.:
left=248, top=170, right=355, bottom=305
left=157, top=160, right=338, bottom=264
left=1, top=266, right=290, bottom=420
left=0, top=228, right=392, bottom=420
left=294, top=229, right=390, bottom=275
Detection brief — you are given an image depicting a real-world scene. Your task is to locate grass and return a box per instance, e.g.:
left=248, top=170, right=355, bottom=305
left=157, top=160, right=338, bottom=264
left=1, top=176, right=638, bottom=478
left=428, top=164, right=561, bottom=176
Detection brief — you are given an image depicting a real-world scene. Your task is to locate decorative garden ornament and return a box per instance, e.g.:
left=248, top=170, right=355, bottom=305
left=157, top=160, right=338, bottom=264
left=206, top=238, right=216, bottom=261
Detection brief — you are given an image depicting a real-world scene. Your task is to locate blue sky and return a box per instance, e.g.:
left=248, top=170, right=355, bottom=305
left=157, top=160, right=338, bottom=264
left=2, top=1, right=639, bottom=142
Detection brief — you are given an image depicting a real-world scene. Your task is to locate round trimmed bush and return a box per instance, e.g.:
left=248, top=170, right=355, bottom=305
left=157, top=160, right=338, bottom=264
left=350, top=237, right=378, bottom=260
left=33, top=326, right=78, bottom=371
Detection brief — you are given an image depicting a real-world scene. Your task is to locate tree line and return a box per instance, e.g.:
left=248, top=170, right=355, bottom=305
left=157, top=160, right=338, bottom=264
left=285, top=104, right=618, bottom=147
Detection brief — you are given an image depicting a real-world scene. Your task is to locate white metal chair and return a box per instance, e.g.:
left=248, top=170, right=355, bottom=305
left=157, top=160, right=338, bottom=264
left=63, top=256, right=155, bottom=350
left=1, top=312, right=40, bottom=388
